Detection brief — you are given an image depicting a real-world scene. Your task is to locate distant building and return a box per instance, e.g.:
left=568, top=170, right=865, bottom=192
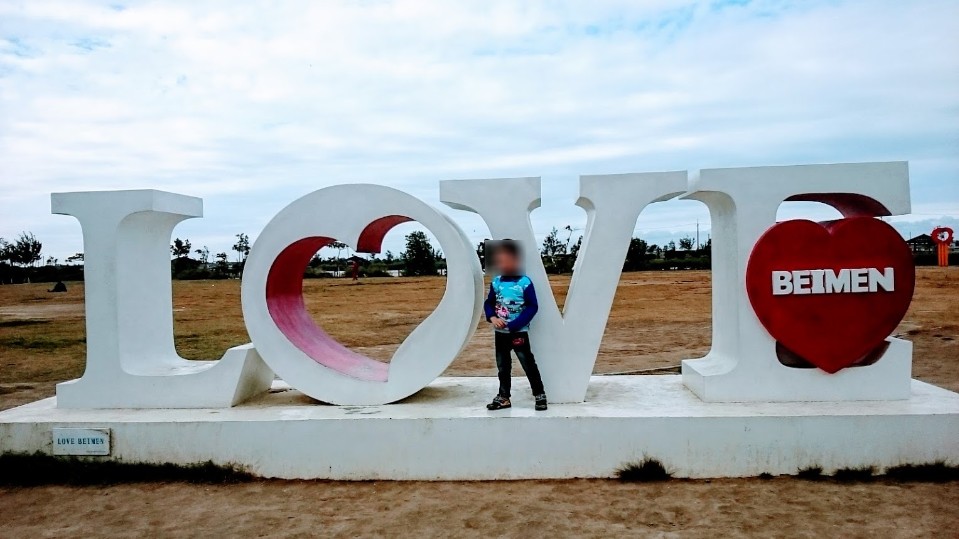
left=906, top=234, right=935, bottom=254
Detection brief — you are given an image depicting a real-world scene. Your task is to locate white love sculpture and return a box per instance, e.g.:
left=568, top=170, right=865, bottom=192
left=241, top=174, right=684, bottom=405
left=50, top=161, right=913, bottom=408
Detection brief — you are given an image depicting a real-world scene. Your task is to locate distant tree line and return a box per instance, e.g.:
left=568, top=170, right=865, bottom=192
left=166, top=233, right=257, bottom=280
left=0, top=232, right=83, bottom=284
left=4, top=226, right=955, bottom=285
left=474, top=227, right=714, bottom=275
left=170, top=230, right=446, bottom=280
left=538, top=227, right=712, bottom=274
left=302, top=231, right=445, bottom=279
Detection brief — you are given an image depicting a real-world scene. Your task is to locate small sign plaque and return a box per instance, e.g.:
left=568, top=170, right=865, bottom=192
left=52, top=428, right=111, bottom=456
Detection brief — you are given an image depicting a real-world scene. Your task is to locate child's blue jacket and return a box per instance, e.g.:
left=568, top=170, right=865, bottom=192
left=484, top=274, right=538, bottom=333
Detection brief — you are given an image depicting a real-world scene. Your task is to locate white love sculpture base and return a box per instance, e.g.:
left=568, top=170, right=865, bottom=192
left=2, top=376, right=957, bottom=479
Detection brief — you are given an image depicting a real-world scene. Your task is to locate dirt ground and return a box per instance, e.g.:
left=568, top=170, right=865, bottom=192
left=0, top=268, right=957, bottom=537
left=2, top=479, right=957, bottom=538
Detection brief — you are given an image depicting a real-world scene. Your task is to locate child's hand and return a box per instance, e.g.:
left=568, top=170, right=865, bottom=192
left=491, top=317, right=507, bottom=329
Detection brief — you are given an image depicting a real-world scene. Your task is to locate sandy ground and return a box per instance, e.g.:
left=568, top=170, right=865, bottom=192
left=0, top=268, right=957, bottom=537
left=2, top=479, right=957, bottom=538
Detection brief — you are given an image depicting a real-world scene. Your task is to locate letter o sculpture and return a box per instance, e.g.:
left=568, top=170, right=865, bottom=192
left=242, top=184, right=484, bottom=405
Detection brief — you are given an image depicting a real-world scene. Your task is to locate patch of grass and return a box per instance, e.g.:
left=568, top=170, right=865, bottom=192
left=616, top=457, right=672, bottom=482
left=796, top=462, right=959, bottom=483
left=833, top=465, right=876, bottom=482
left=0, top=452, right=255, bottom=486
left=0, top=319, right=49, bottom=328
left=758, top=472, right=774, bottom=480
left=885, top=461, right=959, bottom=483
left=797, top=466, right=824, bottom=480
left=0, top=336, right=85, bottom=350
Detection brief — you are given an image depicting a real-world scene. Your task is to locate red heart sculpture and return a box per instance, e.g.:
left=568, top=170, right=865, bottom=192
left=746, top=217, right=915, bottom=373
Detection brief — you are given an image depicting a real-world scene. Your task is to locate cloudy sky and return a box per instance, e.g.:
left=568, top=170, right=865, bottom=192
left=1, top=0, right=957, bottom=261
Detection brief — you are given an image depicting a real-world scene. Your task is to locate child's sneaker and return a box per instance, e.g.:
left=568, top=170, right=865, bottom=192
left=534, top=394, right=548, bottom=411
left=486, top=395, right=511, bottom=410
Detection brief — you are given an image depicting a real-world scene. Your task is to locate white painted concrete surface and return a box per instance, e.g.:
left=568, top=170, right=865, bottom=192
left=2, top=376, right=956, bottom=480
left=441, top=173, right=687, bottom=403
left=242, top=184, right=484, bottom=405
left=50, top=190, right=275, bottom=408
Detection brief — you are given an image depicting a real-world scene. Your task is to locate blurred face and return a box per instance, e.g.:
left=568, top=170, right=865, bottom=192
left=494, top=249, right=520, bottom=275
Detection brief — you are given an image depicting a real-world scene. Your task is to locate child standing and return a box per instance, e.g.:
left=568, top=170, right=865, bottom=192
left=483, top=240, right=547, bottom=411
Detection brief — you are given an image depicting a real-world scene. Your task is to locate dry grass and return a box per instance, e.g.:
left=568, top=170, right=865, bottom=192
left=1, top=268, right=956, bottom=407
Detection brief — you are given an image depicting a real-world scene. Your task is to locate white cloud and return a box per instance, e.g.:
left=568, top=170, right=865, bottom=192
left=0, top=0, right=957, bottom=258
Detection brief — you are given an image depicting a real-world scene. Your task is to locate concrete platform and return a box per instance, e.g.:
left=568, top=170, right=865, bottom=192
left=1, top=375, right=957, bottom=480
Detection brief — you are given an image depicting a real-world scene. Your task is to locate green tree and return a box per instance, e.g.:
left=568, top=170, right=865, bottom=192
left=232, top=233, right=251, bottom=262
left=170, top=238, right=199, bottom=277
left=569, top=236, right=583, bottom=258
left=624, top=237, right=649, bottom=271
left=195, top=246, right=210, bottom=265
left=215, top=252, right=230, bottom=275
left=171, top=238, right=192, bottom=259
left=10, top=232, right=42, bottom=268
left=401, top=231, right=437, bottom=276
left=563, top=225, right=575, bottom=252
left=541, top=227, right=566, bottom=258
left=679, top=236, right=694, bottom=251
left=326, top=241, right=348, bottom=275
left=2, top=232, right=42, bottom=282
left=541, top=227, right=568, bottom=273
left=328, top=241, right=347, bottom=260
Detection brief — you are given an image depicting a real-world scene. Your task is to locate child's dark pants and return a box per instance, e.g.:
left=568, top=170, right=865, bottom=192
left=494, top=331, right=545, bottom=398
